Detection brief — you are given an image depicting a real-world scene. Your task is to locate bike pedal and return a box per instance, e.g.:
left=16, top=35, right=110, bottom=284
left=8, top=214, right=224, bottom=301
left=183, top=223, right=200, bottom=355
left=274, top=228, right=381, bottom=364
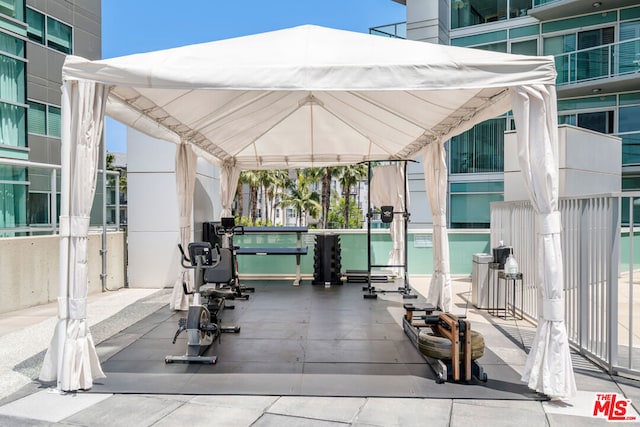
left=201, top=323, right=219, bottom=332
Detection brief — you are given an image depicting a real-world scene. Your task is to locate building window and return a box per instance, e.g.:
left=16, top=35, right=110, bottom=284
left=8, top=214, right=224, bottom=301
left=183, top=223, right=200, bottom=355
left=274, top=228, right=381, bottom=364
left=26, top=8, right=73, bottom=55
left=0, top=54, right=25, bottom=104
left=578, top=111, right=614, bottom=134
left=47, top=16, right=72, bottom=54
left=0, top=166, right=27, bottom=231
left=27, top=101, right=46, bottom=135
left=475, top=41, right=507, bottom=53
left=544, top=27, right=615, bottom=84
left=26, top=8, right=45, bottom=44
left=510, top=38, right=538, bottom=55
left=0, top=102, right=26, bottom=147
left=28, top=191, right=49, bottom=225
left=0, top=0, right=24, bottom=21
left=619, top=93, right=640, bottom=166
left=449, top=117, right=506, bottom=174
left=449, top=181, right=504, bottom=229
left=0, top=31, right=25, bottom=57
left=27, top=101, right=61, bottom=138
left=48, top=106, right=61, bottom=138
left=619, top=20, right=640, bottom=75
left=452, top=0, right=531, bottom=30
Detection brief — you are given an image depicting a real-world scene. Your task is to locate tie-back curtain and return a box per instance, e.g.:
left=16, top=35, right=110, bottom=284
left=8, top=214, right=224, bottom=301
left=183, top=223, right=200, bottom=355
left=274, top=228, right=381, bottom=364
left=422, top=141, right=452, bottom=313
left=511, top=84, right=576, bottom=400
left=39, top=79, right=110, bottom=391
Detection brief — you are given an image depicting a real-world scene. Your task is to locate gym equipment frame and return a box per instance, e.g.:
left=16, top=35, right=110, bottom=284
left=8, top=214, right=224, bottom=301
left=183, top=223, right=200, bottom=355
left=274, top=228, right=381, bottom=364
left=165, top=242, right=240, bottom=364
left=402, top=304, right=488, bottom=384
left=361, top=160, right=417, bottom=300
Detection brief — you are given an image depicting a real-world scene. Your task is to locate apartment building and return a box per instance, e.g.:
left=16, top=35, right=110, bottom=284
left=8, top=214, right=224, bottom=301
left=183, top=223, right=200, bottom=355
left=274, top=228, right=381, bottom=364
left=377, top=0, right=640, bottom=228
left=0, top=0, right=101, bottom=236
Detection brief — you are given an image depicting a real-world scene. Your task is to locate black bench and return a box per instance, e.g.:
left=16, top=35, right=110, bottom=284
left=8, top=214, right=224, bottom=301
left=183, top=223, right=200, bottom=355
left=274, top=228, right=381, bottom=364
left=237, top=226, right=309, bottom=285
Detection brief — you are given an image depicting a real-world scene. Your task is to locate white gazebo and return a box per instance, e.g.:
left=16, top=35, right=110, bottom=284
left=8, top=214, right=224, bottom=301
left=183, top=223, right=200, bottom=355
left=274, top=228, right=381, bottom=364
left=39, top=24, right=575, bottom=399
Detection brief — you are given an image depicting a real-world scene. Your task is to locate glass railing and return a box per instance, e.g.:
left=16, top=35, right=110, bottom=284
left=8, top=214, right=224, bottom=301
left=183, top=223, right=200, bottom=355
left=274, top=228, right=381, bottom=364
left=532, top=0, right=561, bottom=6
left=553, top=37, right=640, bottom=86
left=369, top=22, right=406, bottom=39
left=0, top=158, right=121, bottom=237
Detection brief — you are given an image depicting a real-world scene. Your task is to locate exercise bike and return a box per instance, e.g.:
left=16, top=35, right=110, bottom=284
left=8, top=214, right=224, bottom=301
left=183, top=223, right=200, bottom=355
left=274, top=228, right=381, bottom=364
left=165, top=242, right=241, bottom=364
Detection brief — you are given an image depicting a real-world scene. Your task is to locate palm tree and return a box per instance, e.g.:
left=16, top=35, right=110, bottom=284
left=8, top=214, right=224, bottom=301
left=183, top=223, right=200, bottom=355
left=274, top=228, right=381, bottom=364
left=321, top=167, right=341, bottom=229
left=267, top=169, right=289, bottom=225
left=235, top=172, right=247, bottom=219
left=256, top=169, right=289, bottom=224
left=337, top=164, right=367, bottom=229
left=279, top=169, right=321, bottom=226
left=239, top=170, right=260, bottom=223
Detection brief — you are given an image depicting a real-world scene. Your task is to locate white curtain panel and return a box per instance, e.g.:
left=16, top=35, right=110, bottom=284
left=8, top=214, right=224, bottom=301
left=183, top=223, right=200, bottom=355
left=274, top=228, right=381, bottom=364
left=39, top=80, right=110, bottom=391
left=170, top=141, right=197, bottom=311
left=511, top=84, right=576, bottom=400
left=220, top=164, right=241, bottom=218
left=422, top=141, right=452, bottom=313
left=370, top=164, right=407, bottom=277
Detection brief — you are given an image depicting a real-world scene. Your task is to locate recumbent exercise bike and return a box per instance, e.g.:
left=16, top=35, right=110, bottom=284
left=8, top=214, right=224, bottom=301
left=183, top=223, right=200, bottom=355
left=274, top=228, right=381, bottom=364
left=165, top=241, right=241, bottom=364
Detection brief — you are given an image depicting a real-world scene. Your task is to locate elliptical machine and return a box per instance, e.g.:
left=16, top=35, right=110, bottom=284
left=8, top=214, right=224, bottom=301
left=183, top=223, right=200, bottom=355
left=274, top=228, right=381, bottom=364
left=165, top=242, right=241, bottom=364
left=215, top=217, right=255, bottom=298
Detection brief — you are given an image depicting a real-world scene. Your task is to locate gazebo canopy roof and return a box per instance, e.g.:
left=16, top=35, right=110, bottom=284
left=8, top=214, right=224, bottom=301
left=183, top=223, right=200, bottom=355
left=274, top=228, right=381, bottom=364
left=62, top=24, right=556, bottom=169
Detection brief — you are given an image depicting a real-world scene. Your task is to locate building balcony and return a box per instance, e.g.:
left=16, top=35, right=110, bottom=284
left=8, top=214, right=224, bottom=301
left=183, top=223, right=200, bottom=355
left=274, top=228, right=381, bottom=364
left=530, top=0, right=638, bottom=21
left=553, top=36, right=640, bottom=98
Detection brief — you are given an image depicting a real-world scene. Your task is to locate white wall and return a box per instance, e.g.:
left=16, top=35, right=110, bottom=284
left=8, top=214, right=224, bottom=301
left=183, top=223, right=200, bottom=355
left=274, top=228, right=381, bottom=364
left=504, top=125, right=621, bottom=201
left=127, top=128, right=221, bottom=288
left=0, top=232, right=125, bottom=314
left=406, top=0, right=450, bottom=44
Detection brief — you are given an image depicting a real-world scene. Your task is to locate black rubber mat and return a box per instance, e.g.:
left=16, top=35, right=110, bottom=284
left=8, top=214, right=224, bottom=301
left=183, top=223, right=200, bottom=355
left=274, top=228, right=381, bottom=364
left=90, top=281, right=544, bottom=399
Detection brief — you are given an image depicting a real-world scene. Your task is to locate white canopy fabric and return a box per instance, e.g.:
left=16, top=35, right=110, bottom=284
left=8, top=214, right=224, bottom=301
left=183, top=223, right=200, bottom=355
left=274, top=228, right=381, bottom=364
left=422, top=141, right=453, bottom=312
left=170, top=142, right=198, bottom=311
left=370, top=164, right=408, bottom=277
left=40, top=80, right=109, bottom=390
left=46, top=24, right=574, bottom=399
left=511, top=85, right=576, bottom=398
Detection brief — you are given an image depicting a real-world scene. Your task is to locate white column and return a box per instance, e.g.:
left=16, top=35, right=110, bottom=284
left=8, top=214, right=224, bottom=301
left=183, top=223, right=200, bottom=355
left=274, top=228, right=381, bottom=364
left=406, top=0, right=450, bottom=45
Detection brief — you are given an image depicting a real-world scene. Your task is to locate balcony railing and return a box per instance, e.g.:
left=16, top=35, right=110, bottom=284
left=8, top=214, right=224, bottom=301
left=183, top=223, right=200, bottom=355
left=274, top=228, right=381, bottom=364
left=532, top=0, right=560, bottom=6
left=369, top=22, right=406, bottom=39
left=491, top=194, right=640, bottom=377
left=0, top=158, right=121, bottom=236
left=554, top=37, right=640, bottom=86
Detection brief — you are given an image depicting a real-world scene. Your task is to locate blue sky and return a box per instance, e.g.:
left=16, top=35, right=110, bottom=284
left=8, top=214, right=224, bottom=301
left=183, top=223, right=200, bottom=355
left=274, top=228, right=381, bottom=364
left=101, top=0, right=406, bottom=152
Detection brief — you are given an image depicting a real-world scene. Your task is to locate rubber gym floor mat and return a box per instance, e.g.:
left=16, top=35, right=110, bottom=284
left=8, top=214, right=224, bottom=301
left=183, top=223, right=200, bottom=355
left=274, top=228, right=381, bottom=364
left=90, top=281, right=545, bottom=400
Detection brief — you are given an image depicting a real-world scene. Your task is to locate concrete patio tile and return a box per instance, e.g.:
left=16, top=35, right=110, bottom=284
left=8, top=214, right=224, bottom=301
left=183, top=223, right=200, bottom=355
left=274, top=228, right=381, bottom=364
left=450, top=399, right=547, bottom=427
left=63, top=394, right=184, bottom=427
left=267, top=396, right=365, bottom=423
left=546, top=413, right=616, bottom=426
left=353, top=397, right=451, bottom=427
left=252, top=413, right=349, bottom=427
left=153, top=401, right=265, bottom=427
left=188, top=395, right=279, bottom=411
left=0, top=390, right=112, bottom=423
